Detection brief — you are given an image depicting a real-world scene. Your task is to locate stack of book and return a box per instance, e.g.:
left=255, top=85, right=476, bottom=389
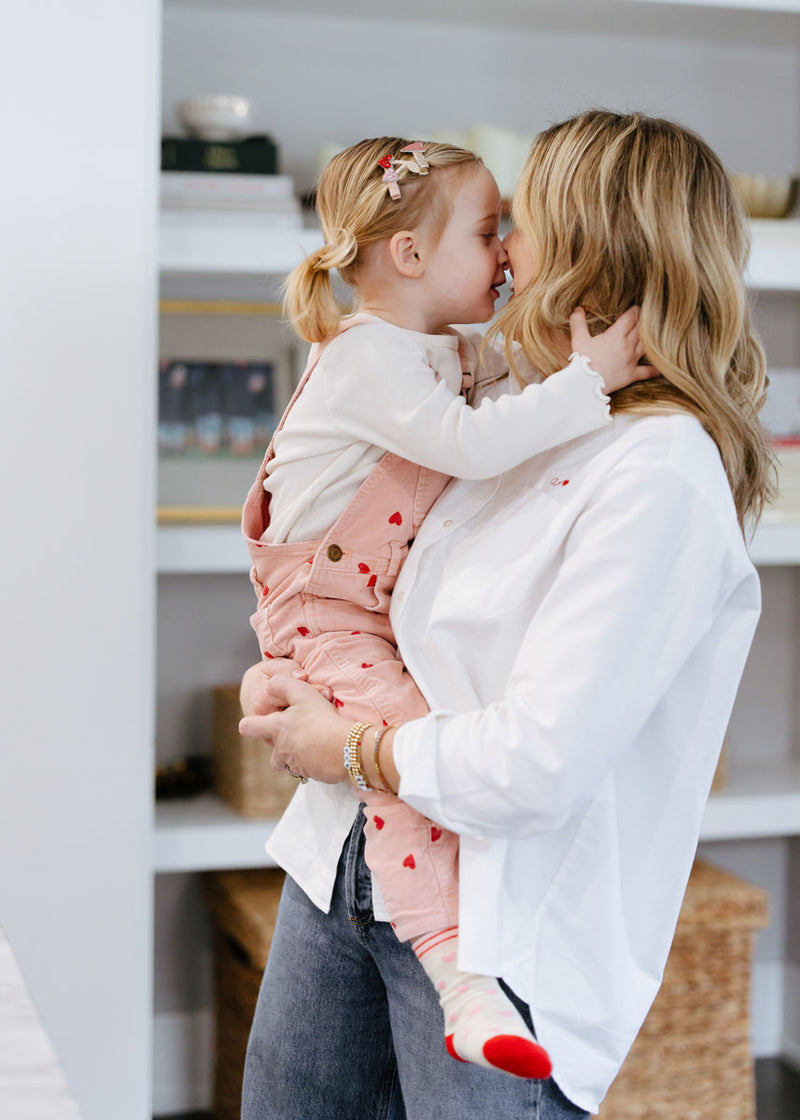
left=159, top=171, right=304, bottom=270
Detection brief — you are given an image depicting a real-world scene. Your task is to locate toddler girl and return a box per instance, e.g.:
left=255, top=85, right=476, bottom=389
left=241, top=136, right=653, bottom=1080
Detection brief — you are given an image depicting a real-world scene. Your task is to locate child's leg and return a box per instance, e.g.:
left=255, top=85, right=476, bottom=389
left=300, top=633, right=552, bottom=1080
left=361, top=795, right=550, bottom=1081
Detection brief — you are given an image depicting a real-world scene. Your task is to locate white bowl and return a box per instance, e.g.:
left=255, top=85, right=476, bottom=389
left=178, top=95, right=253, bottom=142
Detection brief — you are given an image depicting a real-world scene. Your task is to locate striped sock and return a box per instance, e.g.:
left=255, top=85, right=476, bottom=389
left=412, top=927, right=552, bottom=1080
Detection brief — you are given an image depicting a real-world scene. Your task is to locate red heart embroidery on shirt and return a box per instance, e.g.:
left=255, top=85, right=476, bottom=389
left=431, top=826, right=442, bottom=842
left=361, top=663, right=373, bottom=669
left=402, top=854, right=416, bottom=869
left=367, top=575, right=377, bottom=587
left=389, top=511, right=403, bottom=525
left=374, top=816, right=385, bottom=830
left=297, top=626, right=310, bottom=636
left=358, top=563, right=370, bottom=573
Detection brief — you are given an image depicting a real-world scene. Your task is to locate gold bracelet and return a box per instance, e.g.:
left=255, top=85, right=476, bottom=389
left=344, top=721, right=372, bottom=792
left=373, top=725, right=396, bottom=795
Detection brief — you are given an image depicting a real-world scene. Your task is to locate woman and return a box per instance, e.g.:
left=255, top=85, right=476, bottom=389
left=237, top=111, right=773, bottom=1119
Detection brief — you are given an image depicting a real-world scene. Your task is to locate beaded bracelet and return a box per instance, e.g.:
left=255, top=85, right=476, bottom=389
left=373, top=725, right=395, bottom=795
left=344, top=721, right=372, bottom=792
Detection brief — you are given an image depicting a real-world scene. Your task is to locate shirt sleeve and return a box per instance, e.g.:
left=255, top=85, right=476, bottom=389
left=392, top=459, right=759, bottom=838
left=323, top=326, right=612, bottom=479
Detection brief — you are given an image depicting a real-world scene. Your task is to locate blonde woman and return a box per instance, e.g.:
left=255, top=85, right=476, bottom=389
left=239, top=111, right=773, bottom=1119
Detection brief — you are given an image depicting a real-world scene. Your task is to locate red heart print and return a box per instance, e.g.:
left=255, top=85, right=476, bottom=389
left=361, top=663, right=373, bottom=669
left=367, top=575, right=377, bottom=587
left=358, top=563, right=370, bottom=573
left=430, top=826, right=442, bottom=842
left=333, top=697, right=344, bottom=708
left=261, top=585, right=270, bottom=597
left=374, top=816, right=385, bottom=830
left=263, top=651, right=274, bottom=659
left=297, top=626, right=310, bottom=636
left=389, top=511, right=403, bottom=525
left=351, top=631, right=361, bottom=635
left=402, top=854, right=416, bottom=869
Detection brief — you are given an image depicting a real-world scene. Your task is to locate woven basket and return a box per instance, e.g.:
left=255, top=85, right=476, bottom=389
left=595, top=859, right=769, bottom=1120
left=212, top=684, right=299, bottom=817
left=202, top=868, right=286, bottom=1120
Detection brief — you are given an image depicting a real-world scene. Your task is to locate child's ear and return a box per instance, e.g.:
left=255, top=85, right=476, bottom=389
left=389, top=230, right=424, bottom=278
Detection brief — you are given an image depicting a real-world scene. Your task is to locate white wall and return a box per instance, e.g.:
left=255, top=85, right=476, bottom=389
left=0, top=1, right=160, bottom=1116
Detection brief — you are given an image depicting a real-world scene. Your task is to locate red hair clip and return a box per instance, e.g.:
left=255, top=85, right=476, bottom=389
left=377, top=154, right=401, bottom=200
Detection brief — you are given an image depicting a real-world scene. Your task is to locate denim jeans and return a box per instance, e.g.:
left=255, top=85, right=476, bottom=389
left=241, top=812, right=589, bottom=1120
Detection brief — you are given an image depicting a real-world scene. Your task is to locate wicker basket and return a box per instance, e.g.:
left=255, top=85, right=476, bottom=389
left=202, top=868, right=286, bottom=1120
left=212, top=684, right=299, bottom=817
left=595, top=859, right=769, bottom=1120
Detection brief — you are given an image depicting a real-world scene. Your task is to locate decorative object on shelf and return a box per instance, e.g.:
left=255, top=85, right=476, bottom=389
left=595, top=859, right=768, bottom=1120
left=178, top=94, right=253, bottom=142
left=212, top=685, right=300, bottom=817
left=155, top=754, right=214, bottom=800
left=157, top=300, right=298, bottom=521
left=732, top=174, right=798, bottom=219
left=160, top=170, right=301, bottom=231
left=202, top=868, right=285, bottom=1120
left=161, top=135, right=278, bottom=176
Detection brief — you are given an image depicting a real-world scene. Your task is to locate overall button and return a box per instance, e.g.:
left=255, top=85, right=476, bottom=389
left=326, top=544, right=343, bottom=562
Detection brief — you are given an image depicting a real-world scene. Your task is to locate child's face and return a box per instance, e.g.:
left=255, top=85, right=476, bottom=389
left=419, top=165, right=508, bottom=329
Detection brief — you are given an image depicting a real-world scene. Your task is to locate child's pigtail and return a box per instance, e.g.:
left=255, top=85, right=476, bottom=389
left=284, top=227, right=358, bottom=343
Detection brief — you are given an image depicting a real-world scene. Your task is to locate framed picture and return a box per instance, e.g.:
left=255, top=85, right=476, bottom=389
left=157, top=300, right=301, bottom=522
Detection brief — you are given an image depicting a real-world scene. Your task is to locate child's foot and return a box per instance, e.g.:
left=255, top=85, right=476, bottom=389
left=412, top=927, right=552, bottom=1080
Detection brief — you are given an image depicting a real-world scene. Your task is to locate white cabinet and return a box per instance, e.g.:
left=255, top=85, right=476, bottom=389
left=154, top=0, right=800, bottom=1111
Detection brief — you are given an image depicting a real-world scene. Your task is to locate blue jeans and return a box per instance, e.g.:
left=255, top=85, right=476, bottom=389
left=241, top=812, right=588, bottom=1120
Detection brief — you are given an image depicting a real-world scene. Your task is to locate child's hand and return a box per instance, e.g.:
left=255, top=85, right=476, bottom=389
left=569, top=306, right=659, bottom=393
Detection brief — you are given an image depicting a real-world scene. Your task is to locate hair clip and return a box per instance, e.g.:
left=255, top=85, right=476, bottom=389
left=378, top=154, right=401, bottom=200
left=401, top=142, right=429, bottom=173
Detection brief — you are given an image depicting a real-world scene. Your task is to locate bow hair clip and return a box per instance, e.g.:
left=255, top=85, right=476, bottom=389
left=377, top=154, right=401, bottom=200
left=401, top=142, right=429, bottom=173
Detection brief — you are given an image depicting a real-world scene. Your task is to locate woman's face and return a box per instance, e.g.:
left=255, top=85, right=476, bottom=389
left=502, top=227, right=538, bottom=297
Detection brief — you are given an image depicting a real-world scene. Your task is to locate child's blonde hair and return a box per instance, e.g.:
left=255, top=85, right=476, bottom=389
left=492, top=109, right=776, bottom=527
left=284, top=137, right=482, bottom=343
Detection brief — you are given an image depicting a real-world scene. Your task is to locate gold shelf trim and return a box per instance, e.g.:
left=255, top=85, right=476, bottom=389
left=159, top=300, right=283, bottom=317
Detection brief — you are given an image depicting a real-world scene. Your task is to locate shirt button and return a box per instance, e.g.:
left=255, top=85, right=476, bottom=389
left=442, top=519, right=455, bottom=529
left=326, top=544, right=343, bottom=562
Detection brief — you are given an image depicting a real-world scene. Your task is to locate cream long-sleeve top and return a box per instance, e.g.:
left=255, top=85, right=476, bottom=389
left=261, top=314, right=612, bottom=542
left=264, top=373, right=761, bottom=1114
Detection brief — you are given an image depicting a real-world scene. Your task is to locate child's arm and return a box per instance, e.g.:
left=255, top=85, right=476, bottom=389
left=324, top=310, right=656, bottom=481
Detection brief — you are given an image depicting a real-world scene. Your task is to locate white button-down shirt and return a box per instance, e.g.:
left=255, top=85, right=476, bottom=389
left=389, top=398, right=760, bottom=1112
left=265, top=377, right=760, bottom=1113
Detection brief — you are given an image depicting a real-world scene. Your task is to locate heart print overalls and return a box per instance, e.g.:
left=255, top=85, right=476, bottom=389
left=241, top=319, right=460, bottom=940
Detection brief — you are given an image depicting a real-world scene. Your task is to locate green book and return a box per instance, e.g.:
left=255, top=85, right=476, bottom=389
left=161, top=135, right=278, bottom=175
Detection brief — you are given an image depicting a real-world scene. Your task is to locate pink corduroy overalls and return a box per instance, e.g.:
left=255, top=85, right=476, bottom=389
left=241, top=319, right=461, bottom=941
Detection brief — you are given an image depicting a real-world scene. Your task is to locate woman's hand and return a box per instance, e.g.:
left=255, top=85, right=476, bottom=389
left=569, top=306, right=658, bottom=393
left=239, top=675, right=352, bottom=785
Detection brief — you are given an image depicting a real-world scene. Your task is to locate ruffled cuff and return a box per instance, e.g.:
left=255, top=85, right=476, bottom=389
left=569, top=352, right=612, bottom=411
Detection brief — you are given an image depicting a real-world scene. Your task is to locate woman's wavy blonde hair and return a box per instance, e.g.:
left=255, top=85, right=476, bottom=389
left=284, top=137, right=481, bottom=344
left=491, top=109, right=775, bottom=527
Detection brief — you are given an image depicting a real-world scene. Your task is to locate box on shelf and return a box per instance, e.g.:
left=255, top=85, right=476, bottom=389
left=595, top=859, right=769, bottom=1120
left=202, top=868, right=285, bottom=1120
left=212, top=684, right=299, bottom=818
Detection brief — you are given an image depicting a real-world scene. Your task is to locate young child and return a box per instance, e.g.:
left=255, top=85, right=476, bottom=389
left=241, top=136, right=653, bottom=1081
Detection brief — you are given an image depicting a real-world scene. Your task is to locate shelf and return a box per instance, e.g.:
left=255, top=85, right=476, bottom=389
left=747, top=221, right=800, bottom=291
left=701, top=759, right=800, bottom=840
left=154, top=794, right=279, bottom=872
left=154, top=760, right=800, bottom=872
left=156, top=518, right=800, bottom=573
left=157, top=218, right=800, bottom=289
